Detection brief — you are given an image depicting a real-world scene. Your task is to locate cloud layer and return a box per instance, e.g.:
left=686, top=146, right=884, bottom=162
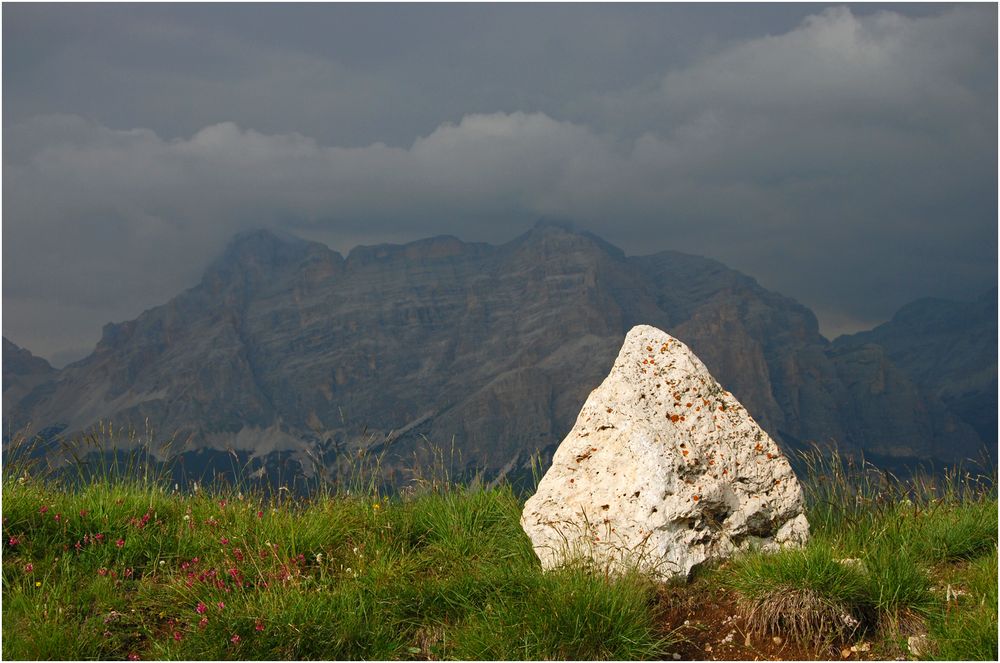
left=3, top=5, right=996, bottom=363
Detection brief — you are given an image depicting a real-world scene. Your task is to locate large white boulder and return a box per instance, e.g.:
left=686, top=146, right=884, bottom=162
left=521, top=325, right=809, bottom=580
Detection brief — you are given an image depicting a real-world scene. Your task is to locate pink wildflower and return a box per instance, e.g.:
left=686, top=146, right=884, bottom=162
left=54, top=514, right=61, bottom=522
left=198, top=617, right=208, bottom=629
left=196, top=602, right=207, bottom=614
left=256, top=510, right=263, bottom=518
left=230, top=634, right=240, bottom=644
left=79, top=510, right=88, bottom=517
left=39, top=505, right=49, bottom=514
left=173, top=631, right=183, bottom=642
left=255, top=621, right=264, bottom=632
left=8, top=536, right=19, bottom=546
left=24, top=563, right=33, bottom=572
left=220, top=537, right=229, bottom=546
left=127, top=653, right=140, bottom=661
left=116, top=538, right=125, bottom=548
left=98, top=568, right=108, bottom=577
left=217, top=601, right=225, bottom=610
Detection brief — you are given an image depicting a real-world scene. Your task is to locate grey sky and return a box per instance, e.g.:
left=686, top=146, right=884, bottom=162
left=3, top=3, right=996, bottom=367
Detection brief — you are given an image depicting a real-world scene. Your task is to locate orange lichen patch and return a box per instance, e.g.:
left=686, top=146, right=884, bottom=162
left=695, top=406, right=701, bottom=412
left=708, top=459, right=715, bottom=465
left=646, top=346, right=653, bottom=352
left=721, top=468, right=728, bottom=475
left=670, top=414, right=681, bottom=423
left=703, top=399, right=711, bottom=407
left=643, top=359, right=649, bottom=364
left=692, top=495, right=700, bottom=501
left=766, top=453, right=775, bottom=460
left=754, top=442, right=764, bottom=453
left=606, top=407, right=612, bottom=413
left=774, top=479, right=781, bottom=485
left=686, top=402, right=692, bottom=407
left=679, top=415, right=686, bottom=421
left=682, top=450, right=689, bottom=457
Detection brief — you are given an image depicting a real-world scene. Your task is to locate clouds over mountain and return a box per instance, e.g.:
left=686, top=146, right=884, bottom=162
left=3, top=5, right=995, bottom=363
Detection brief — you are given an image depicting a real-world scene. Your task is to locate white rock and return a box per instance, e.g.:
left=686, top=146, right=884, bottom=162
left=520, top=325, right=809, bottom=580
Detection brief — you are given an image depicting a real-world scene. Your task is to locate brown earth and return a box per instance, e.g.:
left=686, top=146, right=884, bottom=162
left=652, top=580, right=909, bottom=661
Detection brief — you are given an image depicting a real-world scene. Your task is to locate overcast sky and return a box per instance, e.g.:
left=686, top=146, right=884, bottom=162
left=3, top=3, right=996, bottom=367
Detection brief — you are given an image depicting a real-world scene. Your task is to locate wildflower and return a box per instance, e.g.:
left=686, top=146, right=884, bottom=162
left=98, top=568, right=109, bottom=577
left=315, top=553, right=323, bottom=563
left=24, top=563, right=33, bottom=572
left=220, top=537, right=230, bottom=546
left=198, top=617, right=208, bottom=629
left=233, top=548, right=244, bottom=562
left=127, top=653, right=140, bottom=661
left=257, top=510, right=263, bottom=518
left=372, top=503, right=380, bottom=511
left=94, top=533, right=104, bottom=542
left=8, top=536, right=19, bottom=546
left=255, top=621, right=264, bottom=632
left=219, top=500, right=227, bottom=509
left=116, top=538, right=125, bottom=548
left=124, top=568, right=133, bottom=578
left=217, top=601, right=225, bottom=610
left=54, top=514, right=61, bottom=522
left=173, top=631, right=183, bottom=642
left=35, top=581, right=42, bottom=587
left=230, top=634, right=240, bottom=644
left=183, top=515, right=190, bottom=521
left=39, top=505, right=49, bottom=514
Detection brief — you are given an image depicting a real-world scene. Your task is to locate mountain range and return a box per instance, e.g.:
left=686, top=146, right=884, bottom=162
left=4, top=222, right=995, bottom=483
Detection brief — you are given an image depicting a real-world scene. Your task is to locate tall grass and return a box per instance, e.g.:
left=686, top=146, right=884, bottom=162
left=724, top=445, right=997, bottom=658
left=1, top=429, right=670, bottom=661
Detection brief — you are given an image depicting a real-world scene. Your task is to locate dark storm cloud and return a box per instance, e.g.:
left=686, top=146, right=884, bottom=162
left=2, top=4, right=996, bottom=364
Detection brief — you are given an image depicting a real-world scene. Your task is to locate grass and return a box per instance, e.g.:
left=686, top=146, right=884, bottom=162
left=723, top=446, right=997, bottom=659
left=2, top=434, right=996, bottom=660
left=1, top=434, right=669, bottom=660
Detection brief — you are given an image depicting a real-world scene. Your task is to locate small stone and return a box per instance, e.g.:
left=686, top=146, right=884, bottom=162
left=672, top=653, right=681, bottom=660
left=907, top=634, right=929, bottom=658
left=772, top=636, right=783, bottom=645
left=705, top=645, right=713, bottom=653
left=841, top=648, right=852, bottom=658
left=859, top=642, right=871, bottom=652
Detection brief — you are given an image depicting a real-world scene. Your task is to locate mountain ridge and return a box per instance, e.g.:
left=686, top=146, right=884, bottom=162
left=4, top=224, right=994, bottom=481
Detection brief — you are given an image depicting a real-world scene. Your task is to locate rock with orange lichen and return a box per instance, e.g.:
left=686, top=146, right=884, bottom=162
left=520, top=324, right=809, bottom=580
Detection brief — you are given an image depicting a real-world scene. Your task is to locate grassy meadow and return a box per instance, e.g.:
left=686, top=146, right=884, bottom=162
left=1, top=435, right=996, bottom=661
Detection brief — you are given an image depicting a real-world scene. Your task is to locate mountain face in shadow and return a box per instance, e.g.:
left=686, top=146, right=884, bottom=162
left=4, top=223, right=994, bottom=482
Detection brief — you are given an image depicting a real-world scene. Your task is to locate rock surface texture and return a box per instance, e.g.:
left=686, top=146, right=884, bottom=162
left=521, top=325, right=809, bottom=580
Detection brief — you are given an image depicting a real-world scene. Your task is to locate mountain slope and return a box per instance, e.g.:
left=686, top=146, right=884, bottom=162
left=834, top=289, right=997, bottom=456
left=4, top=224, right=990, bottom=479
